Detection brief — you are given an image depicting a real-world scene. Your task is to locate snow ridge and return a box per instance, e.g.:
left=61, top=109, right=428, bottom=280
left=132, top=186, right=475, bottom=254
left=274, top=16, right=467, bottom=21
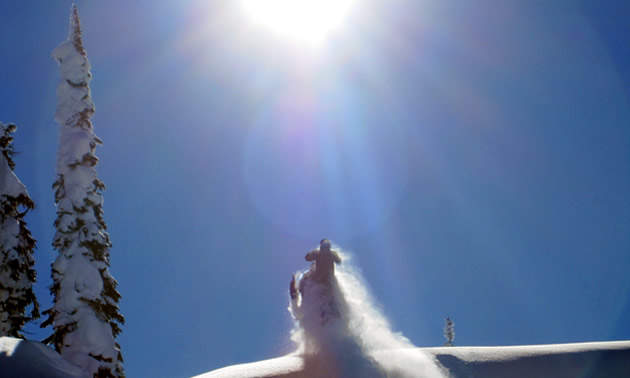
left=41, top=5, right=124, bottom=377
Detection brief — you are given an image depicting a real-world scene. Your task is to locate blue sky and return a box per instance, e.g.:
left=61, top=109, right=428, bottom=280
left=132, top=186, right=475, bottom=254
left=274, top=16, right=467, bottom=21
left=1, top=1, right=629, bottom=377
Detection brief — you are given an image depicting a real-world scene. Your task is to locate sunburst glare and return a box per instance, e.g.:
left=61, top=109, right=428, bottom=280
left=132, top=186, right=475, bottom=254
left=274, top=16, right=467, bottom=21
left=241, top=0, right=355, bottom=45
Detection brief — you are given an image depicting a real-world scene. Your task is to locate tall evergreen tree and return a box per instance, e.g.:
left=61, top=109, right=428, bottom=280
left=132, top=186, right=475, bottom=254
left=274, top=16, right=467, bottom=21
left=0, top=123, right=39, bottom=338
left=41, top=5, right=124, bottom=377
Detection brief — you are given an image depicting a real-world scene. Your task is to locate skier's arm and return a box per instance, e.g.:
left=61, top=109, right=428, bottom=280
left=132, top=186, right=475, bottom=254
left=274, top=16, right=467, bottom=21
left=332, top=251, right=342, bottom=264
left=289, top=274, right=297, bottom=300
left=305, top=250, right=318, bottom=261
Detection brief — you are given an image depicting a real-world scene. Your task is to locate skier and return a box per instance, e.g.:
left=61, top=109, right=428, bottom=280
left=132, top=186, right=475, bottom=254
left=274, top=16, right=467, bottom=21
left=290, top=239, right=342, bottom=300
left=305, top=239, right=342, bottom=283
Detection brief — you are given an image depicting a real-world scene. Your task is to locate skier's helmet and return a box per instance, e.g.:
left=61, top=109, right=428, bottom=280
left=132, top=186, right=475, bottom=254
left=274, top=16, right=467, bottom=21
left=320, top=239, right=331, bottom=250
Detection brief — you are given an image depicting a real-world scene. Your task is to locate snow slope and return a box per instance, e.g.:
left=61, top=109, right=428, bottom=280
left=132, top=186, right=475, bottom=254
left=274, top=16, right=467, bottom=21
left=0, top=336, right=627, bottom=377
left=0, top=337, right=85, bottom=378
left=196, top=341, right=630, bottom=378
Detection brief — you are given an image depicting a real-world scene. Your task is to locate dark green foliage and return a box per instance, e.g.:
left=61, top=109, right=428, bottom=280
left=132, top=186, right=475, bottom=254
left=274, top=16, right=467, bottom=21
left=0, top=123, right=17, bottom=170
left=41, top=317, right=77, bottom=347
left=444, top=317, right=455, bottom=347
left=0, top=123, right=39, bottom=338
left=96, top=366, right=116, bottom=378
left=70, top=5, right=86, bottom=56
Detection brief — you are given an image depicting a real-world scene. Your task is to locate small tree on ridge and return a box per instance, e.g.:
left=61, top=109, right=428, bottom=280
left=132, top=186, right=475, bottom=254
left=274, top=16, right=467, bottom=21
left=444, top=317, right=455, bottom=347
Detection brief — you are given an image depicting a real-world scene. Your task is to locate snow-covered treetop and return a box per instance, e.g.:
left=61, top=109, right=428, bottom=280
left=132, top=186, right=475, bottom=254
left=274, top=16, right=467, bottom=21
left=0, top=124, right=30, bottom=200
left=51, top=3, right=94, bottom=132
left=68, top=4, right=86, bottom=56
left=51, top=3, right=100, bottom=195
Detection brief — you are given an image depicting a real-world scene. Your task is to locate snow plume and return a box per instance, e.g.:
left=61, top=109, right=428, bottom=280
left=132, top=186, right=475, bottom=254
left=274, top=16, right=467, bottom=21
left=290, top=248, right=449, bottom=377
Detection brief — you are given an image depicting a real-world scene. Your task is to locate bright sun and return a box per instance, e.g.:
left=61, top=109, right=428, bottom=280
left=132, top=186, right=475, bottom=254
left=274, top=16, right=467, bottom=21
left=241, top=0, right=355, bottom=45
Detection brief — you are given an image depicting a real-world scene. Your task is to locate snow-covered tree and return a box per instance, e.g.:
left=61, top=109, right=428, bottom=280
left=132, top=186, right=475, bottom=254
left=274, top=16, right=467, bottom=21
left=0, top=122, right=39, bottom=337
left=41, top=5, right=124, bottom=377
left=444, top=317, right=455, bottom=347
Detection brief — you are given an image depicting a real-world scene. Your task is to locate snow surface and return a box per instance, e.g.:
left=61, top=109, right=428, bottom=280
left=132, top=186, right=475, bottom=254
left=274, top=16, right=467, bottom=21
left=196, top=341, right=630, bottom=378
left=0, top=337, right=85, bottom=378
left=1, top=337, right=627, bottom=378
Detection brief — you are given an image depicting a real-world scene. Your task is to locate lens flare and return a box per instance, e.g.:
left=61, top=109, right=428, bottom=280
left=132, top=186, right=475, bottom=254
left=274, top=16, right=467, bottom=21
left=241, top=0, right=355, bottom=44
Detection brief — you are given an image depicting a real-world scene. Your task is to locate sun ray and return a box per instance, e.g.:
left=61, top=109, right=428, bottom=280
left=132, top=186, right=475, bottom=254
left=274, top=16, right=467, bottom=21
left=241, top=0, right=355, bottom=45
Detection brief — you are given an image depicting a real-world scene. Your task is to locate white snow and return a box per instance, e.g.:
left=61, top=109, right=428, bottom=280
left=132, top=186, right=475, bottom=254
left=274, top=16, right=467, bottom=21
left=2, top=335, right=627, bottom=378
left=0, top=337, right=86, bottom=378
left=195, top=341, right=630, bottom=377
